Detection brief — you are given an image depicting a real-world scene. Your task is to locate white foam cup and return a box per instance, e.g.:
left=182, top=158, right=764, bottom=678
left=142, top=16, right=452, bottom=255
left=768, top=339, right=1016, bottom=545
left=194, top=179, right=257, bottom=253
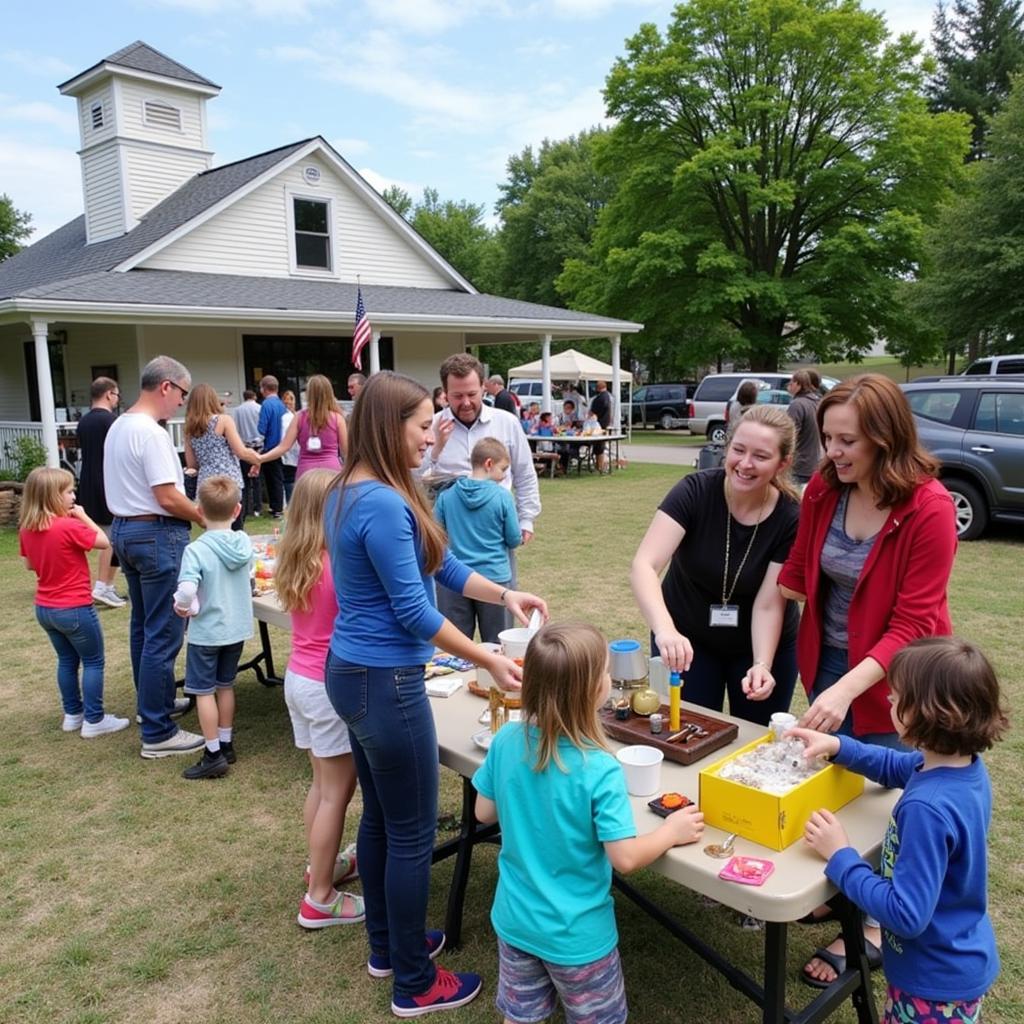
left=770, top=712, right=798, bottom=741
left=498, top=627, right=534, bottom=661
left=616, top=745, right=664, bottom=797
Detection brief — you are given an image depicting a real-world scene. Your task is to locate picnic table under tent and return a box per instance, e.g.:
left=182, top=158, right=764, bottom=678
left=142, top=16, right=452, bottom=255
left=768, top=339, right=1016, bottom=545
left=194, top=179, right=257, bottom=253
left=506, top=348, right=634, bottom=439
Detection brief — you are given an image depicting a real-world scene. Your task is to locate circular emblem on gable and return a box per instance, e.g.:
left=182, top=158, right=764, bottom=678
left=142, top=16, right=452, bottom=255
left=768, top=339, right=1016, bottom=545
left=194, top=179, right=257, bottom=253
left=303, top=166, right=321, bottom=185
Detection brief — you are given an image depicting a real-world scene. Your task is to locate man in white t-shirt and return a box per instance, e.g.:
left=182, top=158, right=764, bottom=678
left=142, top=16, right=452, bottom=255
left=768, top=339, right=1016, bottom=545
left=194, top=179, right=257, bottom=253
left=107, top=355, right=206, bottom=760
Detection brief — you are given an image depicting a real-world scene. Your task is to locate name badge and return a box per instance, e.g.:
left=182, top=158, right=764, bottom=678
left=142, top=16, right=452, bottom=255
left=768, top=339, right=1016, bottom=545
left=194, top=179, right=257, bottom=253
left=306, top=435, right=322, bottom=452
left=709, top=604, right=739, bottom=628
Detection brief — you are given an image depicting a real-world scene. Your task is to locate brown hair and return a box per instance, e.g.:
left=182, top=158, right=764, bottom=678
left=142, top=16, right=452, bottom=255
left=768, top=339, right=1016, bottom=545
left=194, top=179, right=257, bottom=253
left=19, top=467, right=75, bottom=531
left=90, top=377, right=118, bottom=401
left=817, top=374, right=939, bottom=508
left=197, top=475, right=240, bottom=521
left=790, top=369, right=815, bottom=394
left=725, top=404, right=799, bottom=501
left=521, top=622, right=611, bottom=772
left=275, top=469, right=335, bottom=613
left=338, top=371, right=447, bottom=574
left=304, top=374, right=339, bottom=433
left=471, top=437, right=510, bottom=469
left=184, top=382, right=223, bottom=439
left=889, top=637, right=1009, bottom=756
left=259, top=375, right=279, bottom=393
left=736, top=380, right=759, bottom=406
left=439, top=353, right=485, bottom=388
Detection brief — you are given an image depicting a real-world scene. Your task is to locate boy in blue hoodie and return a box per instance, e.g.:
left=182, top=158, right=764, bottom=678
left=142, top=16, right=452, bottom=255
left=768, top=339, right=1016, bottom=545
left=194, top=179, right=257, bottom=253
left=434, top=438, right=522, bottom=643
left=174, top=475, right=254, bottom=780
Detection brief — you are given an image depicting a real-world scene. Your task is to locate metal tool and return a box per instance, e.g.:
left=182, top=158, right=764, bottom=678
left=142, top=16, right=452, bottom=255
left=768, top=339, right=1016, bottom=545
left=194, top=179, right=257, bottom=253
left=704, top=832, right=737, bottom=859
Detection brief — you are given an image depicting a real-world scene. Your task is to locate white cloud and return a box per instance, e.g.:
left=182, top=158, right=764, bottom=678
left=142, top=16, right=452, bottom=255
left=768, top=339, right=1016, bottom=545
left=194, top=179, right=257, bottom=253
left=363, top=0, right=512, bottom=35
left=150, top=0, right=332, bottom=18
left=0, top=100, right=78, bottom=134
left=1, top=50, right=74, bottom=77
left=356, top=166, right=422, bottom=200
left=0, top=136, right=82, bottom=239
left=330, top=136, right=372, bottom=157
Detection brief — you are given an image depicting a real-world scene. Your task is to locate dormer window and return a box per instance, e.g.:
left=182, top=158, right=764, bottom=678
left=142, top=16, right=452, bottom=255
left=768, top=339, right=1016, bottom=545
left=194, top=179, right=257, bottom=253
left=292, top=197, right=332, bottom=271
left=143, top=99, right=183, bottom=132
left=90, top=103, right=104, bottom=130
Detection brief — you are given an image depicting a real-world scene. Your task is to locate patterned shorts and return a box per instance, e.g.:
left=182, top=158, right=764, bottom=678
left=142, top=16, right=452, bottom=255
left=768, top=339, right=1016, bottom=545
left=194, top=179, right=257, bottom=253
left=884, top=983, right=983, bottom=1024
left=496, top=939, right=627, bottom=1024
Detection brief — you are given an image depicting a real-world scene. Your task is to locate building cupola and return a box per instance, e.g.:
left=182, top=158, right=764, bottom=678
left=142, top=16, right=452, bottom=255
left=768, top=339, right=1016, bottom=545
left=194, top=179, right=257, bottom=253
left=58, top=41, right=221, bottom=244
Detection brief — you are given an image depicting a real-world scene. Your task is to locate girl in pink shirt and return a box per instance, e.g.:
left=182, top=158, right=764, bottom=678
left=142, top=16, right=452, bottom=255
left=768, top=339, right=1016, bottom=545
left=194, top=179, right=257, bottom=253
left=19, top=468, right=129, bottom=738
left=274, top=469, right=362, bottom=929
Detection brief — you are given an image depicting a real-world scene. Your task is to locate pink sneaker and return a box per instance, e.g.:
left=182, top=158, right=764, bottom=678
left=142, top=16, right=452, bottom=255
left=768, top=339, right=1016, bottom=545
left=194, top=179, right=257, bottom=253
left=296, top=891, right=365, bottom=929
left=391, top=967, right=482, bottom=1017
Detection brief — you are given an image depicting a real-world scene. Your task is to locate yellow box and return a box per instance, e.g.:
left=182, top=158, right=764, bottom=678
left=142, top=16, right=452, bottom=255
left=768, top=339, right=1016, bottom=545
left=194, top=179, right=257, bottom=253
left=699, top=734, right=865, bottom=851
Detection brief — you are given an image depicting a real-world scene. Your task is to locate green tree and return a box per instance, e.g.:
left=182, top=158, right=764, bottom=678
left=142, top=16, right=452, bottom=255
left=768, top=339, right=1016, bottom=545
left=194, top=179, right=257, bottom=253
left=381, top=185, right=413, bottom=218
left=0, top=194, right=32, bottom=262
left=929, top=0, right=1024, bottom=158
left=559, top=0, right=971, bottom=372
left=496, top=130, right=616, bottom=308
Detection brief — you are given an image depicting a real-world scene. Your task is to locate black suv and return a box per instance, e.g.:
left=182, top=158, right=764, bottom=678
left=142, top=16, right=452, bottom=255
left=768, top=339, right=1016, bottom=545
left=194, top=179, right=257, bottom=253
left=630, top=383, right=696, bottom=429
left=901, top=377, right=1024, bottom=540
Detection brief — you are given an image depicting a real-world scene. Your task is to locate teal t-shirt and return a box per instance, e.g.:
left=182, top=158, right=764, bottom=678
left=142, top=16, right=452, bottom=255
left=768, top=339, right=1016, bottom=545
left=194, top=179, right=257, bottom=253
left=473, top=722, right=636, bottom=965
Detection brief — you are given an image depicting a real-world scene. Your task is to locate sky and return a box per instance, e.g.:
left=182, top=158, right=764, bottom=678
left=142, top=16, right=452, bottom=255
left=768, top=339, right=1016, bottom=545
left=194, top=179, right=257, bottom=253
left=2, top=0, right=936, bottom=241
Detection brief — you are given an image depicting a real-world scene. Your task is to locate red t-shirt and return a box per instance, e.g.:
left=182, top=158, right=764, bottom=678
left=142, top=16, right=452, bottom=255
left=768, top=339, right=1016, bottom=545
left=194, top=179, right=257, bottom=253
left=19, top=516, right=97, bottom=608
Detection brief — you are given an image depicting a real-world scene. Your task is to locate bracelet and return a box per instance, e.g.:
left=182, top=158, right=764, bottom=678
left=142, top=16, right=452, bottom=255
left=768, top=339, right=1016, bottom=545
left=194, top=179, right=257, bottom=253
left=499, top=588, right=509, bottom=605
left=752, top=660, right=769, bottom=668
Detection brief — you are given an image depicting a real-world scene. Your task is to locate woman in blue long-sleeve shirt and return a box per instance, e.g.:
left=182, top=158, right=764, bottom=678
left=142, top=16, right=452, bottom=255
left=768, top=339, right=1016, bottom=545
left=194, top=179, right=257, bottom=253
left=324, top=371, right=547, bottom=1018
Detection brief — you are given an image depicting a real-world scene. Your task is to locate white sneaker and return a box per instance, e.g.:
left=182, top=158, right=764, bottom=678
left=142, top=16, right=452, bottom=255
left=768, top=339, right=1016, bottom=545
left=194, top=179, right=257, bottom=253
left=171, top=696, right=192, bottom=717
left=62, top=713, right=84, bottom=732
left=140, top=728, right=205, bottom=759
left=81, top=714, right=130, bottom=738
left=93, top=583, right=126, bottom=608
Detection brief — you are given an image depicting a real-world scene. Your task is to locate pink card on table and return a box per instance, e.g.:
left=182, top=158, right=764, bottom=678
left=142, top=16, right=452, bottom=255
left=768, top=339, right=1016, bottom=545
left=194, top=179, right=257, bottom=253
left=718, top=855, right=775, bottom=886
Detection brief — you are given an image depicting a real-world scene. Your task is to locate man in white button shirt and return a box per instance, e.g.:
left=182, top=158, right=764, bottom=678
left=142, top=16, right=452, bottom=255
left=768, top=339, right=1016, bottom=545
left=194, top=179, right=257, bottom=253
left=106, top=355, right=206, bottom=760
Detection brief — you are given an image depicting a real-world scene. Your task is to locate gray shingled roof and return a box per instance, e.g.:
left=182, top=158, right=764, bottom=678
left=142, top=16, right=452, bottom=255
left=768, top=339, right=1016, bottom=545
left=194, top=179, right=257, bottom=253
left=58, top=41, right=220, bottom=91
left=0, top=140, right=312, bottom=300
left=14, top=269, right=634, bottom=326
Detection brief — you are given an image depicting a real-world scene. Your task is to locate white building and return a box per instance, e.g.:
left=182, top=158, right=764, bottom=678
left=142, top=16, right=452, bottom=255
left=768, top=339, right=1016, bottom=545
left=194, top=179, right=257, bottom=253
left=0, top=41, right=640, bottom=468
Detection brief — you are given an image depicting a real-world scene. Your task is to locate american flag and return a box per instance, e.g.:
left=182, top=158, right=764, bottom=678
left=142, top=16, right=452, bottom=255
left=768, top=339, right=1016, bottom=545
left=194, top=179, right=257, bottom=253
left=352, top=287, right=372, bottom=371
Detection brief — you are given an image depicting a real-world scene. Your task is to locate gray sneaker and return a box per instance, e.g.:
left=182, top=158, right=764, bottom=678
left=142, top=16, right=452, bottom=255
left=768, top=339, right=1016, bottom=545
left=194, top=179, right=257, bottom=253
left=136, top=698, right=192, bottom=726
left=140, top=728, right=205, bottom=759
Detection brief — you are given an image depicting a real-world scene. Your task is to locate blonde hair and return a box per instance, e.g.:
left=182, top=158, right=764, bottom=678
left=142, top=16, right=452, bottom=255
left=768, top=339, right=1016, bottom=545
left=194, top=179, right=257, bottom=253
left=521, top=622, right=610, bottom=772
left=19, top=467, right=74, bottom=531
left=304, top=374, right=340, bottom=433
left=275, top=469, right=335, bottom=613
left=471, top=437, right=509, bottom=469
left=725, top=404, right=799, bottom=501
left=339, top=372, right=447, bottom=574
left=184, top=382, right=222, bottom=439
left=197, top=475, right=240, bottom=521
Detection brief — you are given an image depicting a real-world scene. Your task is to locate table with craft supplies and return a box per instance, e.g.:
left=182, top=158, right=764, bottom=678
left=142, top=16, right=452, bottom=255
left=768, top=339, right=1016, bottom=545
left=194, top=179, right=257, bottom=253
left=526, top=432, right=624, bottom=475
left=247, top=594, right=897, bottom=1024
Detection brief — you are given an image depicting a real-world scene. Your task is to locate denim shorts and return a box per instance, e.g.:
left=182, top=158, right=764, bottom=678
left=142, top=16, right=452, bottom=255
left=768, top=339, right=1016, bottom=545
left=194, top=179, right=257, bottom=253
left=183, top=641, right=244, bottom=695
left=496, top=939, right=627, bottom=1024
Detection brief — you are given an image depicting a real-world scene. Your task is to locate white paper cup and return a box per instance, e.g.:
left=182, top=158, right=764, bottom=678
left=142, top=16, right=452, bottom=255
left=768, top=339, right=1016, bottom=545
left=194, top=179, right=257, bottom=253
left=770, top=712, right=797, bottom=740
left=498, top=627, right=534, bottom=661
left=616, top=745, right=664, bottom=797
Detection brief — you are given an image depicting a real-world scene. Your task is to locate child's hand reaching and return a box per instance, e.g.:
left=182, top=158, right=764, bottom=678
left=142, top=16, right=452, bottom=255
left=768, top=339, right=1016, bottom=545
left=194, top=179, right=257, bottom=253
left=662, top=804, right=704, bottom=847
left=804, top=808, right=851, bottom=860
left=785, top=727, right=841, bottom=762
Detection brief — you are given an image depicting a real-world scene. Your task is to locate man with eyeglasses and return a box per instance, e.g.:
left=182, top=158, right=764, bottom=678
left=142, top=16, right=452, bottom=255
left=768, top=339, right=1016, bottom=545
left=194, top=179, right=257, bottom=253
left=76, top=376, right=126, bottom=608
left=105, top=356, right=206, bottom=760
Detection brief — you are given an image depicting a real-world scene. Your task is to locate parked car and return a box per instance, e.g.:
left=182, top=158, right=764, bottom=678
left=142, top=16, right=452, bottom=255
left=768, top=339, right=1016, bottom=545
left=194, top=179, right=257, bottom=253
left=901, top=376, right=1024, bottom=540
left=630, top=383, right=696, bottom=429
left=962, top=354, right=1024, bottom=376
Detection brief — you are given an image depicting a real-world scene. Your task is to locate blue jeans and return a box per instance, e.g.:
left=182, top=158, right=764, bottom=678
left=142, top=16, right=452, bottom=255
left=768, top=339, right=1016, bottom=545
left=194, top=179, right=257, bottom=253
left=36, top=604, right=106, bottom=722
left=112, top=517, right=190, bottom=743
left=811, top=645, right=907, bottom=750
left=325, top=655, right=438, bottom=998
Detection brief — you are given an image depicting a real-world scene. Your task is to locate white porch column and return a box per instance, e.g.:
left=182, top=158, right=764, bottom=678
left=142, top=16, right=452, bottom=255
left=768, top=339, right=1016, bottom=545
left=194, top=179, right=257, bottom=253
left=369, top=331, right=381, bottom=375
left=32, top=319, right=59, bottom=468
left=610, top=334, right=622, bottom=430
left=541, top=334, right=552, bottom=414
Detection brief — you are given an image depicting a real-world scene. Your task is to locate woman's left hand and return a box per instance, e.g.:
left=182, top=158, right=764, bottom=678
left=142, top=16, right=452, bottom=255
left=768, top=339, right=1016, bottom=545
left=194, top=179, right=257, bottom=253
left=741, top=663, right=776, bottom=701
left=800, top=682, right=854, bottom=734
left=503, top=590, right=549, bottom=627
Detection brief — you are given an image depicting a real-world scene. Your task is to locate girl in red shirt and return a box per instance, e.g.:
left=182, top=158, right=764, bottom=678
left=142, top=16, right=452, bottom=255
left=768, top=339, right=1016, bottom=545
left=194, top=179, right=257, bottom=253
left=19, top=467, right=129, bottom=738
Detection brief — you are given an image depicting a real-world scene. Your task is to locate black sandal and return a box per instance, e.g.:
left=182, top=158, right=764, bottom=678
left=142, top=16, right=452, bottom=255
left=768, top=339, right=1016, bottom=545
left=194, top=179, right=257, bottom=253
left=795, top=898, right=841, bottom=926
left=801, top=936, right=882, bottom=989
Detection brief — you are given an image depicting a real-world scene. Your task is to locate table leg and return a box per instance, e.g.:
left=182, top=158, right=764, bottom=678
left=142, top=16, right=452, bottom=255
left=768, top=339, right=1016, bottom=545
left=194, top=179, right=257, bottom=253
left=837, top=897, right=880, bottom=1024
left=763, top=922, right=789, bottom=1024
left=237, top=619, right=284, bottom=687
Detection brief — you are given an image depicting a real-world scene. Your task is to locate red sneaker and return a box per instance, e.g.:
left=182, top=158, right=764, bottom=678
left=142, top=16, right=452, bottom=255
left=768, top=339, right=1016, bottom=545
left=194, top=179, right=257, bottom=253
left=390, top=966, right=482, bottom=1017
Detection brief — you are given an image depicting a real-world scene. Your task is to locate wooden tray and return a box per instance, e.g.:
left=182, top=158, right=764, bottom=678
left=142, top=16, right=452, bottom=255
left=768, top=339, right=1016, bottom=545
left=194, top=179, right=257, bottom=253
left=600, top=704, right=738, bottom=766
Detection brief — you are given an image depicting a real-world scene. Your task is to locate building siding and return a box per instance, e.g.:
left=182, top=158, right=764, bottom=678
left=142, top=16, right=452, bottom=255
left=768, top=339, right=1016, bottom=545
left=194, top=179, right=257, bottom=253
left=125, top=146, right=208, bottom=222
left=118, top=79, right=206, bottom=150
left=140, top=153, right=453, bottom=288
left=78, top=82, right=115, bottom=147
left=82, top=144, right=126, bottom=243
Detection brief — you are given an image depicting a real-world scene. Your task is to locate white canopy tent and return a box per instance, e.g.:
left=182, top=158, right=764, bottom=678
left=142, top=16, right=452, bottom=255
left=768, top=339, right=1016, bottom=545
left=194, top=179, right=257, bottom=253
left=506, top=348, right=633, bottom=436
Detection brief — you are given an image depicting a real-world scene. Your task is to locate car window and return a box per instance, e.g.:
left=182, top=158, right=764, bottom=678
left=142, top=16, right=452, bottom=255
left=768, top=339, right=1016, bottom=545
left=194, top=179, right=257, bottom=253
left=633, top=387, right=647, bottom=402
left=965, top=360, right=992, bottom=375
left=695, top=377, right=740, bottom=401
left=975, top=392, right=1024, bottom=435
left=666, top=387, right=684, bottom=401
left=907, top=389, right=964, bottom=424
left=996, top=359, right=1024, bottom=374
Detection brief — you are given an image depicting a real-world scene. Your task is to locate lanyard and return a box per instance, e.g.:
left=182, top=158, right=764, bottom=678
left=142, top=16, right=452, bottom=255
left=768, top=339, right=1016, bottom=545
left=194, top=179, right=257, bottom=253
left=721, top=485, right=768, bottom=605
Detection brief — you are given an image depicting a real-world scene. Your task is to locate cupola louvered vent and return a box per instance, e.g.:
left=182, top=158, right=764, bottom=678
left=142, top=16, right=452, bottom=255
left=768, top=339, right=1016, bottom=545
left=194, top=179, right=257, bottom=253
left=90, top=103, right=104, bottom=129
left=143, top=100, right=182, bottom=131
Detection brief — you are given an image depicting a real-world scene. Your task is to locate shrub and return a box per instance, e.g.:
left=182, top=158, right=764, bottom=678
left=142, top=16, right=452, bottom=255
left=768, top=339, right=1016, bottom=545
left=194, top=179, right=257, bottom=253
left=5, top=435, right=48, bottom=481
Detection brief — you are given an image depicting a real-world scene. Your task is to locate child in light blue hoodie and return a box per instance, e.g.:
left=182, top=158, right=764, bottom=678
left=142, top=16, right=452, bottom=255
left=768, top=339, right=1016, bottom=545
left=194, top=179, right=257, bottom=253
left=174, top=475, right=253, bottom=780
left=434, top=438, right=522, bottom=643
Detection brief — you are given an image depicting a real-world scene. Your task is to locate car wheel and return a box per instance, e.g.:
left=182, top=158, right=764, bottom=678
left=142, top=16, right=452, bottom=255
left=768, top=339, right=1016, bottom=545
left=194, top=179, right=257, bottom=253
left=943, top=479, right=988, bottom=541
left=659, top=411, right=675, bottom=431
left=707, top=423, right=727, bottom=444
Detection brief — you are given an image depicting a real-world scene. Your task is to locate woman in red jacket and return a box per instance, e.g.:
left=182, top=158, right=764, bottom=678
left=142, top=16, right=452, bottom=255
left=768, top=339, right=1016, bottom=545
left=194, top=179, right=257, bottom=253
left=778, top=373, right=957, bottom=987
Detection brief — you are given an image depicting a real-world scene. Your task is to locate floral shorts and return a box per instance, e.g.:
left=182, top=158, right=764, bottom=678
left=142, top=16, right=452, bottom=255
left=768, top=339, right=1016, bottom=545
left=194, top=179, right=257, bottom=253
left=884, top=983, right=983, bottom=1024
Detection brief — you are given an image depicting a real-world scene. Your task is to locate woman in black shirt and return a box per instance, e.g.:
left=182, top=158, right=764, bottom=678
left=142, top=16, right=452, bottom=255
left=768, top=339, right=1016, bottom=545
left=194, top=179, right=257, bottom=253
left=630, top=404, right=800, bottom=725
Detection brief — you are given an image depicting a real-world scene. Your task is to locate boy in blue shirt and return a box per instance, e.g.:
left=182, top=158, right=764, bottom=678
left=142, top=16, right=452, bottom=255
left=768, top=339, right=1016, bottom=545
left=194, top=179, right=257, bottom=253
left=174, top=475, right=254, bottom=780
left=434, top=438, right=521, bottom=643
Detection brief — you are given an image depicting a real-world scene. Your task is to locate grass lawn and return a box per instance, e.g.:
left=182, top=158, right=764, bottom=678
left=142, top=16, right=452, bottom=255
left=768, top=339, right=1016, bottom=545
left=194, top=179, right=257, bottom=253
left=1, top=464, right=1022, bottom=1024
left=784, top=356, right=950, bottom=384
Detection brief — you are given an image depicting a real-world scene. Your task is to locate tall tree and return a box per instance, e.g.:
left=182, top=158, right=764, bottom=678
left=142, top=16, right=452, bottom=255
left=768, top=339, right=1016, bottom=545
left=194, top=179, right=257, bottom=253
left=929, top=0, right=1024, bottom=158
left=381, top=185, right=413, bottom=219
left=0, top=194, right=32, bottom=262
left=559, top=0, right=970, bottom=372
